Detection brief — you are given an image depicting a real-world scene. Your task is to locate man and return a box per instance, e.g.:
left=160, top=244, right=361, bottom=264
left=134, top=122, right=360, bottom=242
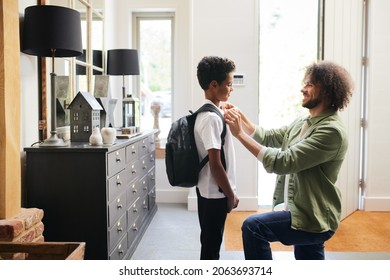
left=224, top=61, right=353, bottom=260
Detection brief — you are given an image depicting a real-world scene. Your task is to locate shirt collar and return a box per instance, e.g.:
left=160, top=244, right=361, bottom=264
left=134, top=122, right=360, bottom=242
left=307, top=109, right=338, bottom=126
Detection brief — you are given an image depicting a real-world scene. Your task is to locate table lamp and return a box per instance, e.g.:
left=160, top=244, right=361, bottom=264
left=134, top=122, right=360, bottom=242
left=107, top=49, right=140, bottom=129
left=22, top=5, right=83, bottom=146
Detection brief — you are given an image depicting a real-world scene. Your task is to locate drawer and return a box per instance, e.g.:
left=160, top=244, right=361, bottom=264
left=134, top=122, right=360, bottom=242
left=127, top=198, right=140, bottom=227
left=139, top=175, right=149, bottom=197
left=109, top=234, right=128, bottom=260
left=126, top=142, right=138, bottom=164
left=148, top=187, right=156, bottom=211
left=126, top=180, right=140, bottom=207
left=138, top=137, right=149, bottom=157
left=148, top=152, right=155, bottom=171
left=108, top=192, right=126, bottom=228
left=148, top=168, right=155, bottom=192
left=127, top=216, right=141, bottom=250
left=125, top=160, right=141, bottom=183
left=107, top=148, right=126, bottom=177
left=138, top=194, right=149, bottom=223
left=108, top=213, right=127, bottom=250
left=140, top=152, right=154, bottom=174
left=108, top=169, right=130, bottom=202
left=148, top=134, right=156, bottom=153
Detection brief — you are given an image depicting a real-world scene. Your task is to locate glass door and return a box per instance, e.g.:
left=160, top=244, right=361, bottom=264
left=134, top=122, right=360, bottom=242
left=258, top=0, right=323, bottom=206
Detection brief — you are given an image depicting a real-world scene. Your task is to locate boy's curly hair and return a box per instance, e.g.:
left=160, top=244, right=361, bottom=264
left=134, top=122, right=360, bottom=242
left=304, top=61, right=354, bottom=111
left=197, top=56, right=236, bottom=90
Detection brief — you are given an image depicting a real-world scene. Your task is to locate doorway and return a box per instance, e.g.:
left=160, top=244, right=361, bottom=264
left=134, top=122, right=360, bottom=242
left=258, top=0, right=323, bottom=206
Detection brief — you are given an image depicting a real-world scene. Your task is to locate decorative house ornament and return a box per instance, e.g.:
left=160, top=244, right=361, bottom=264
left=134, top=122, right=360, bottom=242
left=68, top=91, right=103, bottom=142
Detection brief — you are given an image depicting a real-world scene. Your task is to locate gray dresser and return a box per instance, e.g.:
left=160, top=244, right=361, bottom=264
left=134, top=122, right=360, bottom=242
left=24, top=131, right=157, bottom=260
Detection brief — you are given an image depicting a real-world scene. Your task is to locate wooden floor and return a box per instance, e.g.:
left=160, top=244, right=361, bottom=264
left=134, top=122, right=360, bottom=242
left=224, top=209, right=390, bottom=252
left=131, top=204, right=390, bottom=260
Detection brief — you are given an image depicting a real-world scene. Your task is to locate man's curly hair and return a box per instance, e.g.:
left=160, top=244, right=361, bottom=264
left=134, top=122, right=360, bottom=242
left=304, top=61, right=354, bottom=111
left=197, top=56, right=236, bottom=90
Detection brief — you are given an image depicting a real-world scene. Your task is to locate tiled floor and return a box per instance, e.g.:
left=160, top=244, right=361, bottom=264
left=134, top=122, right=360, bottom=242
left=131, top=203, right=390, bottom=260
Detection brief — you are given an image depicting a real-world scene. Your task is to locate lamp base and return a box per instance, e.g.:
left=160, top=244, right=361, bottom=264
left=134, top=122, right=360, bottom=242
left=40, top=131, right=67, bottom=147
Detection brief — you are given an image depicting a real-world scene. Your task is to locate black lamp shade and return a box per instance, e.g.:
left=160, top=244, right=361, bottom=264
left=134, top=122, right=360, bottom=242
left=107, top=49, right=140, bottom=75
left=22, top=5, right=82, bottom=57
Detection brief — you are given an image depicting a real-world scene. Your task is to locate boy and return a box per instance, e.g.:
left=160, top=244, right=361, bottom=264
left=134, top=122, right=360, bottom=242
left=194, top=56, right=239, bottom=260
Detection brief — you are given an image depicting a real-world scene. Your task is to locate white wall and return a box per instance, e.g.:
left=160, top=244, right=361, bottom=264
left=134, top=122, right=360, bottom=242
left=19, top=0, right=40, bottom=149
left=364, top=0, right=390, bottom=211
left=188, top=0, right=259, bottom=210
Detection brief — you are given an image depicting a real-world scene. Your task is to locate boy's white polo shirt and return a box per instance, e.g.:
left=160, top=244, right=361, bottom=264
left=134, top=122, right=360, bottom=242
left=194, top=100, right=236, bottom=199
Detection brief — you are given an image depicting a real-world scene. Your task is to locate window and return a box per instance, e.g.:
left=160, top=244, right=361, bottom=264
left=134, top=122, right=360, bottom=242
left=133, top=13, right=174, bottom=140
left=258, top=0, right=323, bottom=206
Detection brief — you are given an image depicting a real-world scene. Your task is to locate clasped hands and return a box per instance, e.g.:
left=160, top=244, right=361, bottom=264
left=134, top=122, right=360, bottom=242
left=221, top=103, right=242, bottom=137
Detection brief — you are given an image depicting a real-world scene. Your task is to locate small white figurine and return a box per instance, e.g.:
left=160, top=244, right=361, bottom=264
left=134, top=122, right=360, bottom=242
left=101, top=127, right=116, bottom=145
left=89, top=127, right=103, bottom=146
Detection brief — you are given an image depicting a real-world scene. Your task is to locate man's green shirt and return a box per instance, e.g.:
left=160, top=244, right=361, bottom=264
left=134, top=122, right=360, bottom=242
left=254, top=110, right=347, bottom=233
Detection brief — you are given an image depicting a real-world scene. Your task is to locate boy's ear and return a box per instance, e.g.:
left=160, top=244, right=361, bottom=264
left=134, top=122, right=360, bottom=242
left=210, top=80, right=218, bottom=89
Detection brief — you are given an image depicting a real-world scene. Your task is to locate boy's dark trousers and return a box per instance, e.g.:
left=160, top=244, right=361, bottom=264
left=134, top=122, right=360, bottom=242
left=196, top=187, right=228, bottom=260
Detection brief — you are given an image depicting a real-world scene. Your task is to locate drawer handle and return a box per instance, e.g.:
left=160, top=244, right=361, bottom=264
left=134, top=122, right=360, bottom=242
left=116, top=181, right=122, bottom=186
left=132, top=150, right=136, bottom=154
left=116, top=158, right=121, bottom=163
left=143, top=205, right=148, bottom=209
left=117, top=227, right=123, bottom=232
left=117, top=204, right=123, bottom=209
left=118, top=250, right=124, bottom=255
left=132, top=170, right=136, bottom=174
left=143, top=165, right=147, bottom=170
left=133, top=208, right=138, bottom=213
left=133, top=226, right=138, bottom=232
left=132, top=188, right=137, bottom=194
left=142, top=145, right=147, bottom=148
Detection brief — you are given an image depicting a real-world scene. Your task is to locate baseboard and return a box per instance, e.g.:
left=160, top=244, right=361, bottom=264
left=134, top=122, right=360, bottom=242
left=157, top=187, right=259, bottom=211
left=156, top=188, right=191, bottom=203
left=363, top=196, right=390, bottom=211
left=187, top=193, right=259, bottom=212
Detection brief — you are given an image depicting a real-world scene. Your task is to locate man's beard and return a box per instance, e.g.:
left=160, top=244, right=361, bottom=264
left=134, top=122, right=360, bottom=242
left=302, top=94, right=323, bottom=109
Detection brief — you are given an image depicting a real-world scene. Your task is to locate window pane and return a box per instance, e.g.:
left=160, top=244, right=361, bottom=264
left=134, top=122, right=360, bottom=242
left=138, top=18, right=172, bottom=140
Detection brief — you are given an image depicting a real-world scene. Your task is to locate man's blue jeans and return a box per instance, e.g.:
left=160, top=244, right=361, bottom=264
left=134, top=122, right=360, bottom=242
left=241, top=210, right=334, bottom=260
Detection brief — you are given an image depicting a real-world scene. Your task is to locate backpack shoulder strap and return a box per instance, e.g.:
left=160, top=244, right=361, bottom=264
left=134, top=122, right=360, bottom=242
left=196, top=103, right=227, bottom=171
left=195, top=104, right=226, bottom=142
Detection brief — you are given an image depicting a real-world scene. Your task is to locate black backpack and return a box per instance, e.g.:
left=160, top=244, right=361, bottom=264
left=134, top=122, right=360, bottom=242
left=165, top=103, right=226, bottom=187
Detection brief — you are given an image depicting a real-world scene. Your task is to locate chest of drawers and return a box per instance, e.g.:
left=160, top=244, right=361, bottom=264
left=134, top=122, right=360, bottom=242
left=23, top=131, right=157, bottom=260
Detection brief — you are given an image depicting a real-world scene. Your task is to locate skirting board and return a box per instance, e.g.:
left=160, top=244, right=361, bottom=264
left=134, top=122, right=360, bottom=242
left=156, top=188, right=191, bottom=204
left=187, top=193, right=259, bottom=212
left=363, top=196, right=390, bottom=211
left=156, top=188, right=259, bottom=211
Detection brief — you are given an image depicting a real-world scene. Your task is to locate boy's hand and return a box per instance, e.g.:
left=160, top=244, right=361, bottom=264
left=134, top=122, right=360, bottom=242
left=227, top=194, right=239, bottom=213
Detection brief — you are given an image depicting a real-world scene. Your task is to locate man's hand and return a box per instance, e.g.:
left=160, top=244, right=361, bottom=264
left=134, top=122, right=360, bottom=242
left=224, top=108, right=243, bottom=137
